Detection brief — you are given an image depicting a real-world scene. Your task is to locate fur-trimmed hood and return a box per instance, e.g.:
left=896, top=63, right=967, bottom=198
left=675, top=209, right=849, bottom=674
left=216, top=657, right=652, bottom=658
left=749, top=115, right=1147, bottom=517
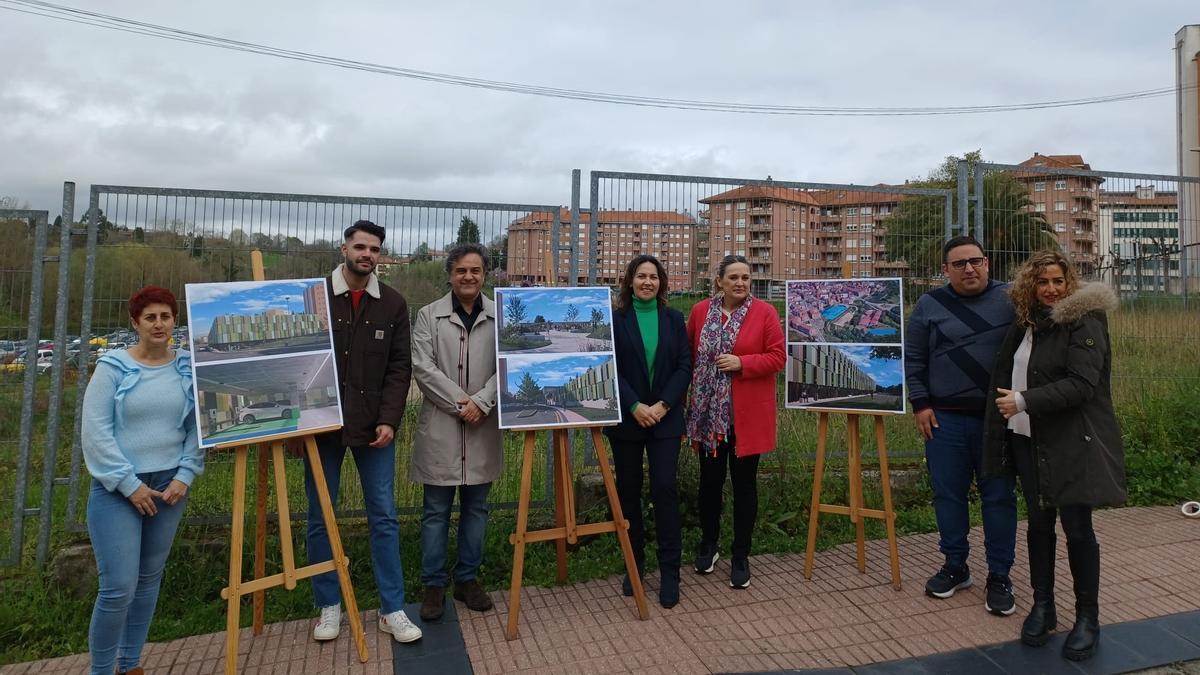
left=1049, top=282, right=1118, bottom=325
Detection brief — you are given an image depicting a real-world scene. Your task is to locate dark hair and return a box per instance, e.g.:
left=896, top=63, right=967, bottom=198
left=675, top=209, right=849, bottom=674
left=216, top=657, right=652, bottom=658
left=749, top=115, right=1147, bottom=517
left=616, top=255, right=669, bottom=310
left=344, top=219, right=386, bottom=244
left=715, top=254, right=750, bottom=279
left=942, top=235, right=985, bottom=263
left=445, top=242, right=490, bottom=275
left=129, top=286, right=178, bottom=321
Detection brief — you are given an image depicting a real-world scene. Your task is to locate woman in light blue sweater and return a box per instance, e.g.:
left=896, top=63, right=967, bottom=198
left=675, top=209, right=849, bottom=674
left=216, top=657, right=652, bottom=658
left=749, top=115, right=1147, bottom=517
left=81, top=286, right=203, bottom=675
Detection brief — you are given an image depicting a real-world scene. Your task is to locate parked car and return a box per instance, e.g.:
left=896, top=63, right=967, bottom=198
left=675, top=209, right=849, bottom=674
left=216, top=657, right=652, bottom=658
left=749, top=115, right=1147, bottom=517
left=239, top=401, right=294, bottom=424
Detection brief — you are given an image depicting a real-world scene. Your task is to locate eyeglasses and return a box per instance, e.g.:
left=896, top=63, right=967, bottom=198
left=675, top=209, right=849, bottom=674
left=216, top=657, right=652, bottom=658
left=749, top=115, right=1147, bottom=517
left=948, top=257, right=987, bottom=270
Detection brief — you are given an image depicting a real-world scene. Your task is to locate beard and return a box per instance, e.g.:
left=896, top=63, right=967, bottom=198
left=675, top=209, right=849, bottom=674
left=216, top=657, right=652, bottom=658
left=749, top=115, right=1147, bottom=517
left=344, top=254, right=376, bottom=277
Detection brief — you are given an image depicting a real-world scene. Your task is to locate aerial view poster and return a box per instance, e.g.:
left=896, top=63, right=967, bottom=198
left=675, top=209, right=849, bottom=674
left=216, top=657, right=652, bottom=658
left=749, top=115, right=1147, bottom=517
left=785, top=278, right=906, bottom=414
left=493, top=287, right=621, bottom=429
left=185, top=279, right=342, bottom=447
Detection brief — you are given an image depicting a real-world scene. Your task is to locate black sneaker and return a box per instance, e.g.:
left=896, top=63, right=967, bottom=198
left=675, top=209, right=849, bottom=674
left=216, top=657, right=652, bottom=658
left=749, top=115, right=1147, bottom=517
left=729, top=557, right=751, bottom=589
left=985, top=573, right=1016, bottom=616
left=925, top=564, right=972, bottom=598
left=693, top=542, right=719, bottom=574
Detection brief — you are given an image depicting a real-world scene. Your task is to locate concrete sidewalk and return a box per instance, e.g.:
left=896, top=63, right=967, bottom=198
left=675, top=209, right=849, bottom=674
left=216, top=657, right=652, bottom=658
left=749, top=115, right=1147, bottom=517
left=4, top=505, right=1198, bottom=674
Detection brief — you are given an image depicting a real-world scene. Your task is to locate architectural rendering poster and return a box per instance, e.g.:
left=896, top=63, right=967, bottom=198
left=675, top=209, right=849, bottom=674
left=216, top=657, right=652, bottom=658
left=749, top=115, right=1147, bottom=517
left=493, top=286, right=621, bottom=429
left=785, top=278, right=906, bottom=414
left=184, top=279, right=343, bottom=447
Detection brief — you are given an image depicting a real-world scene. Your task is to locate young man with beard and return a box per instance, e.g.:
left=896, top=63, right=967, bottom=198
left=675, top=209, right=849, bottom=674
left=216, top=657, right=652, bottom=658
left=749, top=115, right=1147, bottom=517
left=306, top=220, right=422, bottom=644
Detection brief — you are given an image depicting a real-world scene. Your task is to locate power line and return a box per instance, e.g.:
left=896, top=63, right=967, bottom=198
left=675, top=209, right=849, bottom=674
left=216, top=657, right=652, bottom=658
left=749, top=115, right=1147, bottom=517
left=1, top=0, right=1194, bottom=117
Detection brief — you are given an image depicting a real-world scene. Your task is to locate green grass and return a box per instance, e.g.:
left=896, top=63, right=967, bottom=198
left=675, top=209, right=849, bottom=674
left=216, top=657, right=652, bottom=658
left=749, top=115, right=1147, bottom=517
left=2, top=304, right=1199, bottom=664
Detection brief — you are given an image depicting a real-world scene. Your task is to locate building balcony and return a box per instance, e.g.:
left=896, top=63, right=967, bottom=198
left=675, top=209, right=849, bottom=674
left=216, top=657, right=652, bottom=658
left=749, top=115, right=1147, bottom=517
left=1073, top=231, right=1097, bottom=242
left=748, top=207, right=772, bottom=216
left=748, top=224, right=773, bottom=232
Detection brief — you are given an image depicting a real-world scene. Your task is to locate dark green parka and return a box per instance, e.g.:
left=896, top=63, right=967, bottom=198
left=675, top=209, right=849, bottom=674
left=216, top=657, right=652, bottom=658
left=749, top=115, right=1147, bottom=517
left=981, top=282, right=1126, bottom=508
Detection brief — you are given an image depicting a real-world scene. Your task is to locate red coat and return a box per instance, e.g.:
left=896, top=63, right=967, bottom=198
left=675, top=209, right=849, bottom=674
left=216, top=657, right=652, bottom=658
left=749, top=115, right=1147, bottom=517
left=686, top=298, right=786, bottom=457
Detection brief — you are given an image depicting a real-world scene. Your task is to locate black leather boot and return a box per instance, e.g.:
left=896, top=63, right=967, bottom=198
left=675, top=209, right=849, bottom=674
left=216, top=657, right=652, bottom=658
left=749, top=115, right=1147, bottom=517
left=1021, top=528, right=1058, bottom=646
left=659, top=565, right=680, bottom=608
left=1062, top=540, right=1101, bottom=661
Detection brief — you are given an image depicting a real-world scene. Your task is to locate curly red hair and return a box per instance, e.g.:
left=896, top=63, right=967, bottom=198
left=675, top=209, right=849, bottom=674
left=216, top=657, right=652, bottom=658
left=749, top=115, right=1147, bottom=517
left=128, top=286, right=178, bottom=322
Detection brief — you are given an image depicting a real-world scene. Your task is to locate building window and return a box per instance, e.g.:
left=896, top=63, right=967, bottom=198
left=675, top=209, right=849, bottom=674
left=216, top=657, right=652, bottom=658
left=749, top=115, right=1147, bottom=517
left=1034, top=181, right=1046, bottom=192
left=1055, top=223, right=1067, bottom=232
left=1055, top=180, right=1067, bottom=190
left=846, top=224, right=858, bottom=232
left=736, top=234, right=746, bottom=242
left=861, top=206, right=872, bottom=215
left=724, top=234, right=731, bottom=241
left=846, top=207, right=858, bottom=216
left=847, top=239, right=858, bottom=248
left=860, top=238, right=871, bottom=247
left=860, top=255, right=873, bottom=262
left=736, top=218, right=746, bottom=228
left=1035, top=202, right=1047, bottom=212
left=1055, top=202, right=1066, bottom=211
left=861, top=224, right=874, bottom=232
left=736, top=202, right=747, bottom=211
left=847, top=254, right=859, bottom=262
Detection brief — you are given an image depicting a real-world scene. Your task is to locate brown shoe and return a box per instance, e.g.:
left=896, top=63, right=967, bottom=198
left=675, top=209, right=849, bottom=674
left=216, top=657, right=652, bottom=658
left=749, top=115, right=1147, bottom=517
left=453, top=579, right=494, bottom=612
left=118, top=669, right=144, bottom=675
left=420, top=585, right=446, bottom=622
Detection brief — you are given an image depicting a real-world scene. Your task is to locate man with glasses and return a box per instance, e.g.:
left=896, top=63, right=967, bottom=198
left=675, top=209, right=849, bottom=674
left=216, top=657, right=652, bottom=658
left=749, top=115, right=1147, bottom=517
left=904, top=235, right=1018, bottom=617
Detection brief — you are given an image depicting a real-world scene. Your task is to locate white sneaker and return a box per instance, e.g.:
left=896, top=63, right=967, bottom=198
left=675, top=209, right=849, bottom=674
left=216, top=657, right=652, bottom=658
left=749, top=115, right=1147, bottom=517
left=379, top=609, right=423, bottom=643
left=312, top=604, right=342, bottom=641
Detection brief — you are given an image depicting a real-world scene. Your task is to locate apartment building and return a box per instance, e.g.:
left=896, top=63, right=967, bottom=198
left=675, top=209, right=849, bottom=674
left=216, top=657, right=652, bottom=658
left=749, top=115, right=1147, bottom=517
left=1014, top=153, right=1103, bottom=274
left=1097, top=185, right=1181, bottom=292
left=506, top=209, right=697, bottom=290
left=786, top=344, right=876, bottom=405
left=698, top=186, right=909, bottom=297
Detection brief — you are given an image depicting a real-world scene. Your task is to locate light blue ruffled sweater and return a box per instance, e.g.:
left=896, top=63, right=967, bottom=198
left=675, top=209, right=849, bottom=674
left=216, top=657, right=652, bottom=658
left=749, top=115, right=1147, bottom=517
left=81, top=349, right=203, bottom=497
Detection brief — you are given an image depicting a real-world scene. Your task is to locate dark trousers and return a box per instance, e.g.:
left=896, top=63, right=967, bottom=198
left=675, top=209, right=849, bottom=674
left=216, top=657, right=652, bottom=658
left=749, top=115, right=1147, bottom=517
left=611, top=436, right=682, bottom=572
left=697, top=434, right=760, bottom=560
left=1010, top=432, right=1100, bottom=615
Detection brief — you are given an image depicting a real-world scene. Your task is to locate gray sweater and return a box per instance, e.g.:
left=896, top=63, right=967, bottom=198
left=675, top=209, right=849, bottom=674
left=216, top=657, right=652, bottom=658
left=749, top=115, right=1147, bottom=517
left=904, top=280, right=1014, bottom=414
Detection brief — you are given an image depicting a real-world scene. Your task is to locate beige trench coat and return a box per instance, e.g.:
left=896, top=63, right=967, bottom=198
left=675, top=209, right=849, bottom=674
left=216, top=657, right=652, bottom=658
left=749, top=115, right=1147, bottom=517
left=409, top=292, right=502, bottom=486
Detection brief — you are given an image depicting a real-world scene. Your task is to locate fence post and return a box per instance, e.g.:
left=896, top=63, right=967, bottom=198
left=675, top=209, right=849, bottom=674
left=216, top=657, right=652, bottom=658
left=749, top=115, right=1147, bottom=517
left=569, top=169, right=581, bottom=286
left=65, top=190, right=101, bottom=532
left=957, top=160, right=969, bottom=235
left=36, top=182, right=75, bottom=566
left=8, top=215, right=49, bottom=567
left=973, top=163, right=985, bottom=243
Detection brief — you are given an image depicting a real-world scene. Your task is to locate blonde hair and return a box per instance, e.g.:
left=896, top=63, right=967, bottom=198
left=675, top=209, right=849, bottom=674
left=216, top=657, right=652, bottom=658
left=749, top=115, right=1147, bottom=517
left=1008, top=250, right=1078, bottom=327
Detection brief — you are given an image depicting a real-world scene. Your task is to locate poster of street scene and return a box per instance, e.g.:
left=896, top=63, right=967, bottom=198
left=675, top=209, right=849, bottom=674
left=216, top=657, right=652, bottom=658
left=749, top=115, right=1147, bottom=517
left=192, top=352, right=343, bottom=447
left=786, top=344, right=905, bottom=414
left=494, top=287, right=614, bottom=353
left=185, top=279, right=332, bottom=363
left=787, top=278, right=903, bottom=344
left=185, top=278, right=342, bottom=447
left=497, top=353, right=621, bottom=429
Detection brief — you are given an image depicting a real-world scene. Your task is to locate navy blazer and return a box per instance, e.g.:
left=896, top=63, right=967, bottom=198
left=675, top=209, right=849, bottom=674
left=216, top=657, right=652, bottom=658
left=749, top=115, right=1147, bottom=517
left=604, top=303, right=692, bottom=441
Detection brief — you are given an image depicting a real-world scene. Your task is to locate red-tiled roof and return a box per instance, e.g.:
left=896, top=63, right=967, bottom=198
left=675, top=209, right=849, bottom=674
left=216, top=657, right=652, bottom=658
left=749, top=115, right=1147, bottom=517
left=699, top=186, right=820, bottom=205
left=809, top=187, right=906, bottom=206
left=1019, top=153, right=1092, bottom=170
left=509, top=208, right=696, bottom=229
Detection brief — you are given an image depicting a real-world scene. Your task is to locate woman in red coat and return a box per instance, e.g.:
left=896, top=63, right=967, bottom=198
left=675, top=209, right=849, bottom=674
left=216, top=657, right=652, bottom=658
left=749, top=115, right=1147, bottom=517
left=686, top=254, right=786, bottom=589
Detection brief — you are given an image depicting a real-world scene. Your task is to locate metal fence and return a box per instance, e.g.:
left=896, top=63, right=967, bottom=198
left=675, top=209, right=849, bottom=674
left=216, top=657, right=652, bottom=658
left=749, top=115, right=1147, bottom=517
left=973, top=160, right=1200, bottom=404
left=5, top=160, right=1200, bottom=568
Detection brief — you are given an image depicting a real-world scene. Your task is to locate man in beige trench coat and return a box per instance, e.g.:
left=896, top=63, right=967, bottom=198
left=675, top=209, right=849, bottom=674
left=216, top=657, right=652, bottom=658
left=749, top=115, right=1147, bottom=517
left=410, top=242, right=502, bottom=622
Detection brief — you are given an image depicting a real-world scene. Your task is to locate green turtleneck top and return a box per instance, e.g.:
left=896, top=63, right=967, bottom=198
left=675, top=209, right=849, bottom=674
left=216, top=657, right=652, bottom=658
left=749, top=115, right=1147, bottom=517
left=632, top=297, right=658, bottom=411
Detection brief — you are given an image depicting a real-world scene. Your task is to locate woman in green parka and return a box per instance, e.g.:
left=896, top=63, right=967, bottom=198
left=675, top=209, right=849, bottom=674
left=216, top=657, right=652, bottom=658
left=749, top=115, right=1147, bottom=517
left=982, top=250, right=1125, bottom=662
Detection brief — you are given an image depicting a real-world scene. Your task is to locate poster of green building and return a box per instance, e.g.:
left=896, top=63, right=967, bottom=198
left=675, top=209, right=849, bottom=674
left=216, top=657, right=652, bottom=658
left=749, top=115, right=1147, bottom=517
left=185, top=279, right=342, bottom=448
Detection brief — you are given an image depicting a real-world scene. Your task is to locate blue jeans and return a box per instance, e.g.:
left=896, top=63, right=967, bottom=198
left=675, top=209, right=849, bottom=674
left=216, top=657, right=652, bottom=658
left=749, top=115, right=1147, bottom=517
left=924, top=411, right=1017, bottom=576
left=304, top=437, right=406, bottom=613
left=420, top=482, right=491, bottom=587
left=87, top=468, right=187, bottom=675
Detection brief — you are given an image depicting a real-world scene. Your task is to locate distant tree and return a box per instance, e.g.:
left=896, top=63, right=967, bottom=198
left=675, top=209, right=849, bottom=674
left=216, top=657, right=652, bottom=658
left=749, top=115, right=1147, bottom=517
left=869, top=346, right=902, bottom=360
left=515, top=372, right=543, bottom=403
left=487, top=232, right=508, bottom=273
left=506, top=296, right=529, bottom=326
left=564, top=304, right=579, bottom=323
left=533, top=315, right=546, bottom=324
left=456, top=216, right=481, bottom=245
left=0, top=195, right=30, bottom=210
left=413, top=241, right=432, bottom=262
left=191, top=234, right=204, bottom=258
left=134, top=227, right=145, bottom=243
left=589, top=307, right=603, bottom=328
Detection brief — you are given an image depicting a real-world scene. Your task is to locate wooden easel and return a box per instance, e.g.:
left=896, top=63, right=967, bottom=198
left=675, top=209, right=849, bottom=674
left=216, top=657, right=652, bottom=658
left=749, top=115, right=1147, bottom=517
left=217, top=251, right=368, bottom=673
left=802, top=411, right=902, bottom=590
left=505, top=426, right=649, bottom=639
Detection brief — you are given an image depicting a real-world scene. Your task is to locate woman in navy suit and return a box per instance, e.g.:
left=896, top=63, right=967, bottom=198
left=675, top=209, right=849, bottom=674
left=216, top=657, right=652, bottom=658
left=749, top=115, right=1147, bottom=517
left=604, top=254, right=693, bottom=608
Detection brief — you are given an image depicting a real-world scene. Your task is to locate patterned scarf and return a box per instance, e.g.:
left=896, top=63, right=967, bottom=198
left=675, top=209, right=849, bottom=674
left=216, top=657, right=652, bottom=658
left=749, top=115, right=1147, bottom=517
left=687, top=294, right=753, bottom=456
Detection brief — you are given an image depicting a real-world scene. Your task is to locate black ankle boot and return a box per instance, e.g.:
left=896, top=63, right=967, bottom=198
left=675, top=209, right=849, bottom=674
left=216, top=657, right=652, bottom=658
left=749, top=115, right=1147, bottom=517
left=1062, top=540, right=1101, bottom=661
left=1021, top=529, right=1057, bottom=646
left=659, top=566, right=680, bottom=609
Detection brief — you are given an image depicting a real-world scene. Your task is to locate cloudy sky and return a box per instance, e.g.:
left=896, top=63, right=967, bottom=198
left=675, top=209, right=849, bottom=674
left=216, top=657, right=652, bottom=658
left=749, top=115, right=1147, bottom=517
left=1, top=1, right=1195, bottom=218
